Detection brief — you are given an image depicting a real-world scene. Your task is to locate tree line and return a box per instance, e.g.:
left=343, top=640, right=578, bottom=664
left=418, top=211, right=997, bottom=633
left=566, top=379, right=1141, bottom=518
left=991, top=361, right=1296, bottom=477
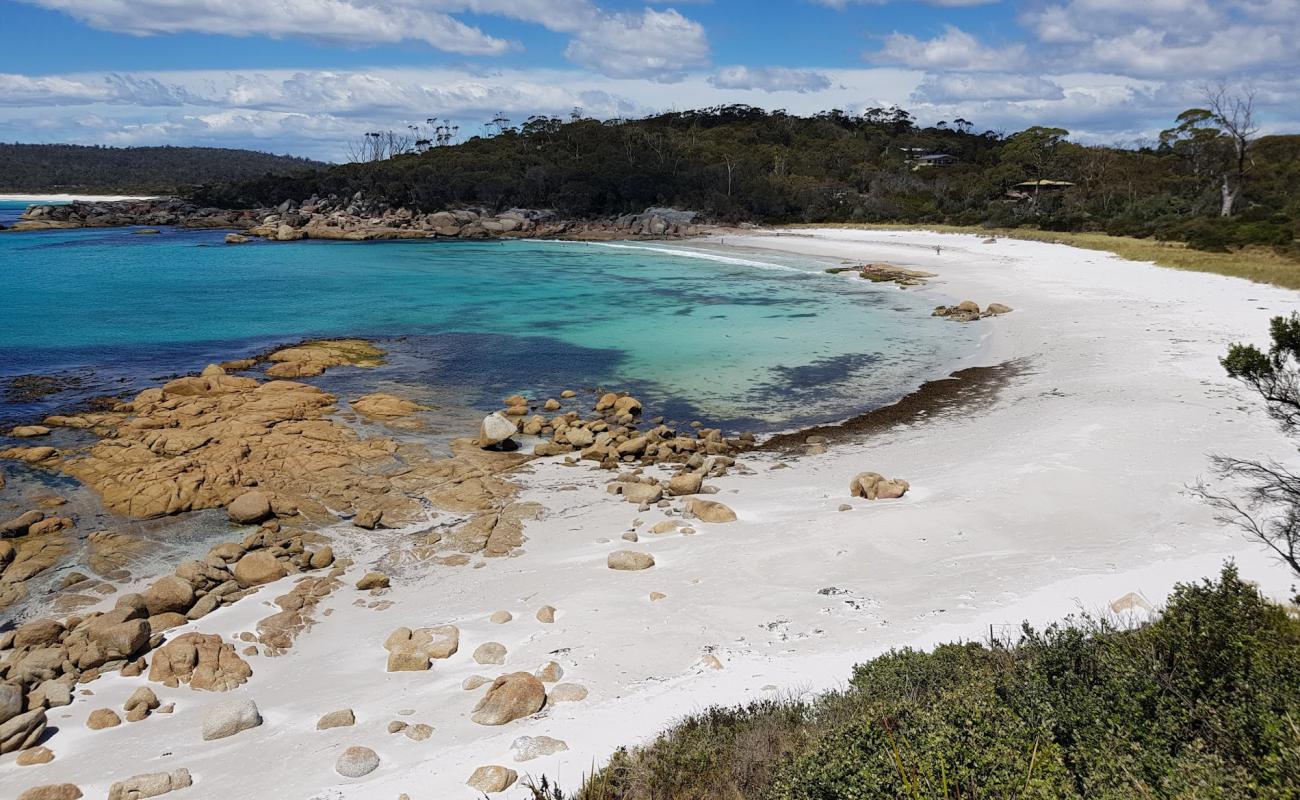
left=0, top=144, right=324, bottom=194
left=188, top=98, right=1297, bottom=256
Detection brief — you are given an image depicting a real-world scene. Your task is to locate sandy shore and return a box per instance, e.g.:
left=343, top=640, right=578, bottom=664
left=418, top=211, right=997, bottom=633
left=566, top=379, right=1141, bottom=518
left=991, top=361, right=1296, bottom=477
left=7, top=227, right=1300, bottom=798
left=0, top=194, right=156, bottom=203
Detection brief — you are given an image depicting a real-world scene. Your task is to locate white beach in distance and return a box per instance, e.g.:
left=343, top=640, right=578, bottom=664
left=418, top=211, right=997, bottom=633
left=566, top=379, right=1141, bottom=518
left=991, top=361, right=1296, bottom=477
left=6, top=227, right=1296, bottom=798
left=0, top=194, right=156, bottom=202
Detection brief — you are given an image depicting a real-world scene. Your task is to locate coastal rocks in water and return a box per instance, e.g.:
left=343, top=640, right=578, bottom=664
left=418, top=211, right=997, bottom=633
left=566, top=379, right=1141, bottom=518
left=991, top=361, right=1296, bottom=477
left=149, top=633, right=252, bottom=691
left=512, top=735, right=569, bottom=761
left=335, top=745, right=380, bottom=778
left=227, top=492, right=273, bottom=525
left=351, top=393, right=426, bottom=419
left=2, top=510, right=45, bottom=537
left=828, top=262, right=935, bottom=286
left=201, top=697, right=262, bottom=740
left=849, top=472, right=910, bottom=500
left=607, top=550, right=655, bottom=571
left=467, top=765, right=518, bottom=793
left=471, top=672, right=546, bottom=725
left=685, top=499, right=737, bottom=523
left=106, top=769, right=191, bottom=800
left=264, top=339, right=383, bottom=378
left=10, top=426, right=51, bottom=438
left=317, top=708, right=356, bottom=730
left=224, top=233, right=250, bottom=244
left=1, top=708, right=48, bottom=753
left=479, top=412, right=518, bottom=449
left=932, top=301, right=1012, bottom=322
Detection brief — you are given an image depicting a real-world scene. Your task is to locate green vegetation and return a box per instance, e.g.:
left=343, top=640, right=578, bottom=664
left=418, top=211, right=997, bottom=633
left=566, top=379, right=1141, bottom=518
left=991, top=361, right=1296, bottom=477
left=550, top=566, right=1299, bottom=800
left=0, top=143, right=324, bottom=194
left=192, top=105, right=1300, bottom=262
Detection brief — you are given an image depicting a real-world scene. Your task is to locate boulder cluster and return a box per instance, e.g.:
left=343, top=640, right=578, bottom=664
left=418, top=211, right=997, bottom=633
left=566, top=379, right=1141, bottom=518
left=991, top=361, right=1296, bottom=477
left=0, top=518, right=336, bottom=756
left=13, top=197, right=709, bottom=243
left=932, top=300, right=1013, bottom=321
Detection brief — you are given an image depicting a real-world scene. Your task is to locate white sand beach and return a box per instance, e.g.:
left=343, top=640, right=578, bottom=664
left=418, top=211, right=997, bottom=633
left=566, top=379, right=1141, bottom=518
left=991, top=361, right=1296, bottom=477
left=0, top=194, right=156, bottom=203
left=7, top=228, right=1300, bottom=798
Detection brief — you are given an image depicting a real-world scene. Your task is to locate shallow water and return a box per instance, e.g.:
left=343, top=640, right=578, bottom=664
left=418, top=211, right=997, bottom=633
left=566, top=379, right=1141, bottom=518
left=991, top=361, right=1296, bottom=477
left=0, top=221, right=975, bottom=431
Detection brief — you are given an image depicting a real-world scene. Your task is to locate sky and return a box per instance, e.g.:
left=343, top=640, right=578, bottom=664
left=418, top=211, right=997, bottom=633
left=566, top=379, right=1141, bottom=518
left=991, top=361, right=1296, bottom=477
left=1, top=0, right=1297, bottom=161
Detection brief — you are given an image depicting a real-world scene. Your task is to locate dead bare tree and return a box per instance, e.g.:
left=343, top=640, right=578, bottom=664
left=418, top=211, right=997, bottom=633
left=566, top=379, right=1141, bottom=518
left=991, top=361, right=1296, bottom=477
left=1203, top=82, right=1259, bottom=217
left=1195, top=312, right=1300, bottom=579
left=344, top=129, right=415, bottom=163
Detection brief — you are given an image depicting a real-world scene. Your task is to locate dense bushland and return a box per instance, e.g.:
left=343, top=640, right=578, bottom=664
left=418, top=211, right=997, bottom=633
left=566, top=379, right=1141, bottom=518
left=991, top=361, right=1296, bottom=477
left=0, top=143, right=323, bottom=194
left=540, top=566, right=1299, bottom=800
left=190, top=106, right=1300, bottom=257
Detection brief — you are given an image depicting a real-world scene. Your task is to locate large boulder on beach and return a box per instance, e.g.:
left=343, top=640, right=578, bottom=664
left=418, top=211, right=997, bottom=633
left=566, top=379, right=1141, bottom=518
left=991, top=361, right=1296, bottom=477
left=227, top=491, right=272, bottom=524
left=685, top=498, right=737, bottom=523
left=18, top=785, right=82, bottom=800
left=479, top=413, right=517, bottom=448
left=142, top=575, right=195, bottom=615
left=667, top=471, right=704, bottom=496
left=233, top=550, right=286, bottom=587
left=0, top=707, right=47, bottom=753
left=201, top=697, right=262, bottom=740
left=849, top=472, right=909, bottom=500
left=471, top=672, right=546, bottom=725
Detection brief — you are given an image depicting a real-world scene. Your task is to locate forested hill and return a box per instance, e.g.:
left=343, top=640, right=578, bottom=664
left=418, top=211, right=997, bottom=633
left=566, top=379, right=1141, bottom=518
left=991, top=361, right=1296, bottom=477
left=192, top=106, right=1300, bottom=256
left=0, top=143, right=324, bottom=194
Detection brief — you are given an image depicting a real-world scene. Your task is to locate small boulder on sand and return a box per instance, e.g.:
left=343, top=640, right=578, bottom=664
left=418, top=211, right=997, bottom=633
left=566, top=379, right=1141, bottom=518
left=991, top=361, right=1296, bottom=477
left=849, top=472, right=909, bottom=500
left=16, top=746, right=55, bottom=765
left=18, top=785, right=82, bottom=800
left=317, top=708, right=356, bottom=730
left=535, top=605, right=556, bottom=623
left=474, top=642, right=507, bottom=665
left=512, top=735, right=569, bottom=762
left=535, top=661, right=564, bottom=682
left=335, top=745, right=380, bottom=778
left=233, top=551, right=287, bottom=587
left=607, top=550, right=655, bottom=571
left=467, top=765, right=518, bottom=794
left=201, top=697, right=261, bottom=741
left=548, top=683, right=588, bottom=703
left=489, top=610, right=513, bottom=624
left=356, top=571, right=390, bottom=590
left=107, top=769, right=191, bottom=800
left=471, top=672, right=546, bottom=725
left=227, top=491, right=272, bottom=524
left=86, top=709, right=121, bottom=730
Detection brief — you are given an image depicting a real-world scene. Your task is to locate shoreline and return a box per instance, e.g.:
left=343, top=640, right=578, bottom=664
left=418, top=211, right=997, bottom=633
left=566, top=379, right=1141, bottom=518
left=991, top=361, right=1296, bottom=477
left=0, top=194, right=157, bottom=203
left=5, top=227, right=1300, bottom=798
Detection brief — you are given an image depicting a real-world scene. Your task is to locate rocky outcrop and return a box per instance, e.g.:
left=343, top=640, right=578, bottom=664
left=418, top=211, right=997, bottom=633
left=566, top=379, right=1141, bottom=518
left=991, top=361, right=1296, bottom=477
left=149, top=633, right=252, bottom=691
left=932, top=301, right=1012, bottom=321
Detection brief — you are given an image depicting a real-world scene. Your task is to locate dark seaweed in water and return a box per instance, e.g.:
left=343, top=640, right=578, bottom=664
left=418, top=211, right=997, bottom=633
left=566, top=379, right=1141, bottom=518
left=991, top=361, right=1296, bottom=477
left=4, top=373, right=87, bottom=402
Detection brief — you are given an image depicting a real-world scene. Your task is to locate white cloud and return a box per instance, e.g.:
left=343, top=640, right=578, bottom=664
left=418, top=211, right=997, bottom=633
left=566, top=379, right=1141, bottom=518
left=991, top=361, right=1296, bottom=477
left=0, top=72, right=193, bottom=106
left=564, top=9, right=710, bottom=82
left=875, top=25, right=1025, bottom=71
left=21, top=0, right=513, bottom=55
left=913, top=72, right=1064, bottom=103
left=814, top=0, right=998, bottom=7
left=708, top=66, right=833, bottom=94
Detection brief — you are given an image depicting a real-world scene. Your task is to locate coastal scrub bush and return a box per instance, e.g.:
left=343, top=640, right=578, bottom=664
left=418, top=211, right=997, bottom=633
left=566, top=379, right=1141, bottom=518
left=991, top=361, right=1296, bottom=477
left=575, top=565, right=1300, bottom=800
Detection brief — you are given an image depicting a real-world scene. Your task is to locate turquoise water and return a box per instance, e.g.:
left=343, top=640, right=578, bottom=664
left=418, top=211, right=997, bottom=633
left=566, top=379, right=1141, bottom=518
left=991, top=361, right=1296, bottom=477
left=0, top=219, right=975, bottom=430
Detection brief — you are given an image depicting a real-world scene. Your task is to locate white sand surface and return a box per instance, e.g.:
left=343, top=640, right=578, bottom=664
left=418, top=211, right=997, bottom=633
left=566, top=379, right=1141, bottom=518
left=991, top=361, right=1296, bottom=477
left=0, top=194, right=155, bottom=202
left=8, top=228, right=1300, bottom=799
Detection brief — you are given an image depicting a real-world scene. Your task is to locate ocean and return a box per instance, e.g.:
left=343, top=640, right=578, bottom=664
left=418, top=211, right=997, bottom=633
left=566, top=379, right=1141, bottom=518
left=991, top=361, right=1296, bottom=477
left=0, top=215, right=976, bottom=435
